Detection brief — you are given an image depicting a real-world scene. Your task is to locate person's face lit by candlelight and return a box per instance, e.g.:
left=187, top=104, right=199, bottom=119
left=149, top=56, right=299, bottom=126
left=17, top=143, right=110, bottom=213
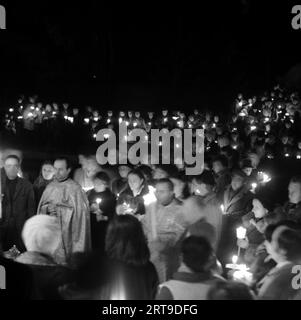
left=135, top=111, right=140, bottom=118
left=162, top=110, right=168, bottom=117
left=155, top=181, right=174, bottom=206
left=128, top=173, right=144, bottom=194
left=42, top=164, right=55, bottom=181
left=128, top=111, right=133, bottom=118
left=242, top=167, right=252, bottom=177
left=93, top=178, right=107, bottom=192
left=288, top=181, right=301, bottom=204
left=192, top=179, right=208, bottom=196
left=281, top=136, right=289, bottom=145
left=54, top=159, right=71, bottom=182
left=252, top=199, right=268, bottom=219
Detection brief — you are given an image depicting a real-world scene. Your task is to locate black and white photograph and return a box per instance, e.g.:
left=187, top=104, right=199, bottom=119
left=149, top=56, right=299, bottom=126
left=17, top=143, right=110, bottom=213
left=1, top=1, right=301, bottom=308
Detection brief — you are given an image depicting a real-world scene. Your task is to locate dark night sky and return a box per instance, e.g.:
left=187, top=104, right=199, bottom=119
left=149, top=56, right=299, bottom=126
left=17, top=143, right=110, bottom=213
left=0, top=1, right=300, bottom=111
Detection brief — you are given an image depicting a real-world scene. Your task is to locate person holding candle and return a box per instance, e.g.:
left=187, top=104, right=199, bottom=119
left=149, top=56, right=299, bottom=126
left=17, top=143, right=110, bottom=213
left=87, top=172, right=116, bottom=252
left=111, top=164, right=132, bottom=196
left=239, top=194, right=274, bottom=265
left=116, top=169, right=149, bottom=216
left=219, top=169, right=253, bottom=266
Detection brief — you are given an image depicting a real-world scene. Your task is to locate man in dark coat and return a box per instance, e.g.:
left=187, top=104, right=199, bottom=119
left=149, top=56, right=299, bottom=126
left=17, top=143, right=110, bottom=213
left=0, top=155, right=35, bottom=252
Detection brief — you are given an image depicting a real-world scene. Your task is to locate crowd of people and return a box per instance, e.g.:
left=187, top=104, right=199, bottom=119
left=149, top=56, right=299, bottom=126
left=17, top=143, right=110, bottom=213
left=1, top=84, right=301, bottom=300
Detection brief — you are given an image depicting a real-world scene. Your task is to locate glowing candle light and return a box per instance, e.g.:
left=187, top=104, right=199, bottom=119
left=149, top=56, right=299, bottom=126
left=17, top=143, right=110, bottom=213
left=84, top=118, right=90, bottom=124
left=238, top=101, right=243, bottom=107
left=95, top=198, right=102, bottom=205
left=28, top=112, right=33, bottom=118
left=251, top=182, right=257, bottom=193
left=297, top=155, right=301, bottom=160
left=107, top=118, right=111, bottom=124
left=93, top=133, right=97, bottom=139
left=30, top=106, right=35, bottom=110
left=236, top=226, right=247, bottom=240
left=143, top=186, right=157, bottom=240
left=9, top=108, right=14, bottom=113
left=133, top=121, right=137, bottom=127
left=220, top=204, right=225, bottom=214
left=94, top=117, right=99, bottom=122
left=285, top=153, right=290, bottom=158
left=119, top=117, right=122, bottom=124
left=104, top=133, right=110, bottom=139
left=125, top=121, right=129, bottom=126
left=250, top=125, right=256, bottom=131
left=232, top=255, right=238, bottom=265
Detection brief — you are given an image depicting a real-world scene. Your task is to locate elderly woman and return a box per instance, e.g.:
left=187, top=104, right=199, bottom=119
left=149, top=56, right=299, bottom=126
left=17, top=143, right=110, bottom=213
left=15, top=215, right=73, bottom=299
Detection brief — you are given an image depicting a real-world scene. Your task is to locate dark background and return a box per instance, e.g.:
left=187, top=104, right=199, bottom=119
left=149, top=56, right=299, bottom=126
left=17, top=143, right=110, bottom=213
left=0, top=1, right=300, bottom=112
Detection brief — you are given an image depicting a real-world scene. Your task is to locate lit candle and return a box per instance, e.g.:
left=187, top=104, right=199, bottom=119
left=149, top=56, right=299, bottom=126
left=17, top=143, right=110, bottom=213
left=250, top=182, right=257, bottom=193
left=84, top=118, right=90, bottom=124
left=143, top=186, right=157, bottom=240
left=220, top=204, right=225, bottom=214
left=236, top=226, right=247, bottom=240
left=95, top=198, right=102, bottom=205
